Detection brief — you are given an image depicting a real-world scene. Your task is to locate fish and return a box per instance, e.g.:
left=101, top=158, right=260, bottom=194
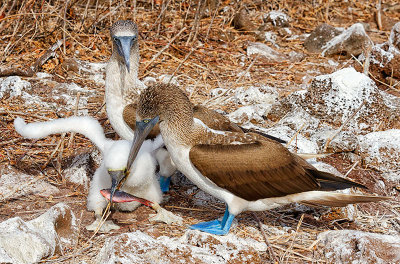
left=100, top=189, right=154, bottom=207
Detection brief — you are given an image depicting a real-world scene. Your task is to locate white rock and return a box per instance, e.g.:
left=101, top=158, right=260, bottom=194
left=0, top=203, right=78, bottom=264
left=0, top=76, right=31, bottom=99
left=0, top=165, right=59, bottom=201
left=97, top=230, right=265, bottom=264
left=247, top=42, right=287, bottom=62
left=389, top=22, right=400, bottom=51
left=228, top=105, right=268, bottom=124
left=234, top=85, right=278, bottom=105
left=159, top=74, right=179, bottom=86
left=63, top=153, right=90, bottom=188
left=319, top=230, right=400, bottom=264
left=357, top=129, right=400, bottom=172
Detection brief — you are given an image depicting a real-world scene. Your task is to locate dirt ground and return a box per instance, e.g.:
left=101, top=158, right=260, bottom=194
left=1, top=0, right=400, bottom=263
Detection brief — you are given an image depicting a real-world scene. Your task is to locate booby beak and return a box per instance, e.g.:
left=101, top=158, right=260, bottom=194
left=127, top=116, right=160, bottom=170
left=108, top=169, right=126, bottom=206
left=115, top=36, right=136, bottom=72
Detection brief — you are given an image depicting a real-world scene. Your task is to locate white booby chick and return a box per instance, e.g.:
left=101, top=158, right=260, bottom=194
left=125, top=83, right=390, bottom=235
left=14, top=116, right=182, bottom=232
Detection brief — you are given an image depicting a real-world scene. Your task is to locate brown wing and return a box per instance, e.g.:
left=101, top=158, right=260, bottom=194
left=189, top=140, right=320, bottom=201
left=123, top=103, right=160, bottom=139
left=193, top=105, right=243, bottom=133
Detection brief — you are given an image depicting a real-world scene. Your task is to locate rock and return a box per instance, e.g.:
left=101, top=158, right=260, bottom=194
left=321, top=23, right=373, bottom=57
left=233, top=85, right=278, bottom=105
left=0, top=165, right=59, bottom=201
left=264, top=125, right=319, bottom=154
left=318, top=230, right=400, bottom=263
left=263, top=11, right=290, bottom=27
left=247, top=42, right=288, bottom=62
left=97, top=230, right=266, bottom=263
left=312, top=127, right=359, bottom=152
left=357, top=129, right=400, bottom=172
left=0, top=203, right=78, bottom=264
left=232, top=9, right=256, bottom=32
left=268, top=67, right=398, bottom=133
left=61, top=58, right=79, bottom=73
left=304, top=24, right=342, bottom=53
left=63, top=153, right=91, bottom=189
left=228, top=85, right=278, bottom=125
left=228, top=105, right=267, bottom=124
left=356, top=24, right=400, bottom=88
left=0, top=76, right=31, bottom=99
left=389, top=22, right=400, bottom=51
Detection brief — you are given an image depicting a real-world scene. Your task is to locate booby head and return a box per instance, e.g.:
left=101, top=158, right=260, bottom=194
left=110, top=20, right=138, bottom=72
left=127, top=84, right=193, bottom=170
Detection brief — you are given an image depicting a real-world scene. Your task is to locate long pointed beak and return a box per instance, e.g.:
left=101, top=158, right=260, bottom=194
left=118, top=36, right=135, bottom=73
left=127, top=116, right=160, bottom=171
left=108, top=169, right=126, bottom=206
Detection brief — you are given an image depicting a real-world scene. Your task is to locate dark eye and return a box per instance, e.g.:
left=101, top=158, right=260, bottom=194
left=113, top=37, right=118, bottom=42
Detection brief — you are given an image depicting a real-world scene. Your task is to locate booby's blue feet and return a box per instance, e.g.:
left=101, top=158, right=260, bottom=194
left=159, top=175, right=171, bottom=193
left=189, top=206, right=235, bottom=235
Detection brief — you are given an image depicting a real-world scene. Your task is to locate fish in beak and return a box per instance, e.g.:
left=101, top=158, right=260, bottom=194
left=107, top=169, right=127, bottom=207
left=114, top=35, right=136, bottom=72
left=100, top=188, right=154, bottom=207
left=127, top=116, right=160, bottom=171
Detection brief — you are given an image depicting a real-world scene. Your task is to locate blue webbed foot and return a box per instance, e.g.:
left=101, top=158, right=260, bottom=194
left=189, top=206, right=235, bottom=235
left=159, top=175, right=171, bottom=193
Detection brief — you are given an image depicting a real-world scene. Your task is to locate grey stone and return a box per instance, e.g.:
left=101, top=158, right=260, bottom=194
left=304, top=23, right=342, bottom=53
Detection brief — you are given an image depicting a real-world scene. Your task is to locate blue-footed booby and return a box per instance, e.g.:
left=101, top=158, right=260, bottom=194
left=14, top=116, right=182, bottom=232
left=123, top=83, right=390, bottom=235
left=106, top=20, right=285, bottom=192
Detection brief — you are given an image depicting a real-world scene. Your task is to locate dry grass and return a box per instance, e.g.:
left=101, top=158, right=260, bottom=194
left=1, top=0, right=400, bottom=263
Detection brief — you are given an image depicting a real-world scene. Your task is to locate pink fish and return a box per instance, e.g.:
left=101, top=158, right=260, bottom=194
left=100, top=189, right=154, bottom=207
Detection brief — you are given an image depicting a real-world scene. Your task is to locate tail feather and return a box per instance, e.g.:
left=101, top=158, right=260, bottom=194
left=310, top=169, right=367, bottom=191
left=14, top=117, right=108, bottom=152
left=300, top=192, right=391, bottom=207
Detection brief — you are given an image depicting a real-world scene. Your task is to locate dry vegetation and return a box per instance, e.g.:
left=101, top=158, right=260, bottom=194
left=1, top=0, right=400, bottom=263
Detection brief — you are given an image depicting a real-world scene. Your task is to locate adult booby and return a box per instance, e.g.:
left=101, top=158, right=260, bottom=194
left=106, top=20, right=285, bottom=192
left=14, top=116, right=182, bottom=232
left=123, top=83, right=390, bottom=235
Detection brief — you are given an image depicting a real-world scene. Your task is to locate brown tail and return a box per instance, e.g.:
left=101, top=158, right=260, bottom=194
left=300, top=192, right=391, bottom=207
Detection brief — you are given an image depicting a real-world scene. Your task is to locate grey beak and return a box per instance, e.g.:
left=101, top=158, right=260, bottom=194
left=108, top=169, right=126, bottom=206
left=115, top=36, right=136, bottom=73
left=127, top=116, right=160, bottom=171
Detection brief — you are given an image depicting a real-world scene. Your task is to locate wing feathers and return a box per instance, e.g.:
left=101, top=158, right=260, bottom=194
left=190, top=140, right=375, bottom=202
left=190, top=140, right=321, bottom=201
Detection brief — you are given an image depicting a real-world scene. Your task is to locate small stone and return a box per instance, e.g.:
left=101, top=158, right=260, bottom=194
left=304, top=23, right=342, bottom=53
left=0, top=76, right=31, bottom=99
left=357, top=129, right=400, bottom=172
left=263, top=11, right=290, bottom=27
left=0, top=165, right=59, bottom=201
left=247, top=42, right=288, bottom=62
left=389, top=22, right=400, bottom=51
left=321, top=23, right=373, bottom=57
left=319, top=230, right=400, bottom=263
left=61, top=58, right=79, bottom=73
left=232, top=9, right=256, bottom=32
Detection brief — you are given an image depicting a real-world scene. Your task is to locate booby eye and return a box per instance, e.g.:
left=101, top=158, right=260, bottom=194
left=143, top=119, right=150, bottom=124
